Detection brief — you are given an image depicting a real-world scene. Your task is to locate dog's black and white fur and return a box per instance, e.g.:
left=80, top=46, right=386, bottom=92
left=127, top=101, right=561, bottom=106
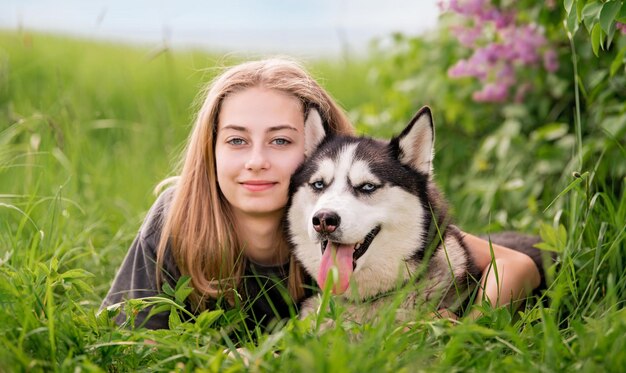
left=285, top=107, right=496, bottom=322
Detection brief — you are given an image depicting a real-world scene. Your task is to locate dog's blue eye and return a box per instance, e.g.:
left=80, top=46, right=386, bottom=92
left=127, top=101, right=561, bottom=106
left=359, top=183, right=377, bottom=192
left=311, top=181, right=325, bottom=190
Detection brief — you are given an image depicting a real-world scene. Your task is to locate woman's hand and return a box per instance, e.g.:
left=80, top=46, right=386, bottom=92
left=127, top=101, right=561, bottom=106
left=462, top=232, right=541, bottom=319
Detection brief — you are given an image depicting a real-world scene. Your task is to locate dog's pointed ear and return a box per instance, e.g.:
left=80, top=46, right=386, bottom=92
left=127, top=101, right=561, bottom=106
left=394, top=106, right=434, bottom=176
left=304, top=108, right=326, bottom=158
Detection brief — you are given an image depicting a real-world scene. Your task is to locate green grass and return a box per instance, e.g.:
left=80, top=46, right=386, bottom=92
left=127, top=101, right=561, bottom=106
left=1, top=30, right=625, bottom=371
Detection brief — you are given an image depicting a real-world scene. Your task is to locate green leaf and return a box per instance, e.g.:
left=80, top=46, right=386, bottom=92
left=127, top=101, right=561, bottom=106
left=67, top=279, right=92, bottom=293
left=174, top=275, right=191, bottom=292
left=50, top=257, right=59, bottom=272
left=567, top=7, right=580, bottom=35
left=146, top=303, right=171, bottom=320
left=534, top=242, right=562, bottom=253
left=36, top=262, right=50, bottom=276
left=168, top=306, right=182, bottom=328
left=175, top=287, right=193, bottom=305
left=174, top=275, right=193, bottom=304
left=600, top=1, right=622, bottom=34
left=606, top=20, right=617, bottom=49
left=600, top=113, right=626, bottom=136
left=611, top=47, right=626, bottom=77
left=591, top=23, right=604, bottom=56
left=541, top=224, right=556, bottom=245
left=195, top=309, right=224, bottom=331
left=535, top=224, right=567, bottom=253
left=162, top=282, right=175, bottom=297
left=544, top=171, right=589, bottom=212
left=558, top=225, right=567, bottom=247
left=59, top=268, right=93, bottom=280
left=582, top=1, right=603, bottom=32
left=532, top=123, right=569, bottom=141
left=577, top=0, right=586, bottom=21
left=617, top=3, right=626, bottom=22
left=564, top=0, right=575, bottom=14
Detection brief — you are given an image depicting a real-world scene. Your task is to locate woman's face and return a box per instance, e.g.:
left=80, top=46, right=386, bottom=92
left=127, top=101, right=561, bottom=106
left=215, top=87, right=306, bottom=219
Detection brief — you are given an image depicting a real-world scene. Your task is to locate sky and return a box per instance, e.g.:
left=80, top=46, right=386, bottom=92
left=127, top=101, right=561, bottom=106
left=0, top=0, right=441, bottom=57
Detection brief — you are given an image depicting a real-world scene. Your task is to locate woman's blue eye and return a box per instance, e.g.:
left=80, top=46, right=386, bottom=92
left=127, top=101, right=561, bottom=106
left=228, top=138, right=245, bottom=146
left=311, top=181, right=325, bottom=190
left=272, top=138, right=290, bottom=146
left=359, top=183, right=377, bottom=192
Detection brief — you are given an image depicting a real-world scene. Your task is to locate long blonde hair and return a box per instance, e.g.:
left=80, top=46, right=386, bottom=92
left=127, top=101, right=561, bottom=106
left=156, top=58, right=354, bottom=311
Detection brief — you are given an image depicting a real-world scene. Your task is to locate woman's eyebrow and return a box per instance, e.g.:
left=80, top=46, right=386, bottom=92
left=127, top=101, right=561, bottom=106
left=267, top=125, right=299, bottom=133
left=221, top=124, right=247, bottom=132
left=220, top=124, right=299, bottom=133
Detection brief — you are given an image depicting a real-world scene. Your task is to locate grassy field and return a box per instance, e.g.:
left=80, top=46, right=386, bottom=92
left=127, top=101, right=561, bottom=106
left=0, top=30, right=625, bottom=371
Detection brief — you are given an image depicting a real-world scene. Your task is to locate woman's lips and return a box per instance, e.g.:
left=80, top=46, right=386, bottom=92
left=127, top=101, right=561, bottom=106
left=241, top=181, right=277, bottom=192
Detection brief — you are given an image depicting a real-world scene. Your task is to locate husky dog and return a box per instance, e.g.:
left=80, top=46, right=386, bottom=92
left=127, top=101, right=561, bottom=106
left=286, top=107, right=514, bottom=322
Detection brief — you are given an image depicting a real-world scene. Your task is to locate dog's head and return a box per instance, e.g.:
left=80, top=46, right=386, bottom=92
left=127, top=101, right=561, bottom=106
left=287, top=107, right=438, bottom=300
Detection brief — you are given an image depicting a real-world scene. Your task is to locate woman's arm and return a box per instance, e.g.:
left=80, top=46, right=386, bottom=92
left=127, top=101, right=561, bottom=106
left=99, top=189, right=178, bottom=329
left=461, top=232, right=541, bottom=319
left=100, top=233, right=165, bottom=326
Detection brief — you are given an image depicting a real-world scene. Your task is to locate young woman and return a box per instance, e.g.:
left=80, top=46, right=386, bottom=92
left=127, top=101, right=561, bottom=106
left=100, top=58, right=542, bottom=329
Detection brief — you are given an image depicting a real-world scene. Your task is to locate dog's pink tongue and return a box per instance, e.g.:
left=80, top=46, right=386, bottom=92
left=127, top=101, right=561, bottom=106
left=318, top=242, right=354, bottom=295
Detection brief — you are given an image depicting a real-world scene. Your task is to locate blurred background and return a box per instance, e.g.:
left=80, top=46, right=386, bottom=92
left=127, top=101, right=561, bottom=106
left=0, top=0, right=439, bottom=56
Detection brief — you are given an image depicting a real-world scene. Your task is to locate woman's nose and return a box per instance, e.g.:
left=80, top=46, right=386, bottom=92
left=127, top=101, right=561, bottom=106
left=245, top=146, right=270, bottom=171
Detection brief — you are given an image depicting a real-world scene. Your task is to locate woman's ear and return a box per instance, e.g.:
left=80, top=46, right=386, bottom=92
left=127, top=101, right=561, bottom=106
left=304, top=108, right=326, bottom=158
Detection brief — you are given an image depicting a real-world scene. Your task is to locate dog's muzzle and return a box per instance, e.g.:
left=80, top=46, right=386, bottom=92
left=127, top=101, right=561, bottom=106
left=320, top=225, right=381, bottom=269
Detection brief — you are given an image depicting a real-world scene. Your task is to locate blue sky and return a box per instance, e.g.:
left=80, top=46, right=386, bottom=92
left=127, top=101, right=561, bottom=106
left=0, top=0, right=440, bottom=57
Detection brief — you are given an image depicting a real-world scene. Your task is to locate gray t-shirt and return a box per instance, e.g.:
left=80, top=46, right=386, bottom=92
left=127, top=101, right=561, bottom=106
left=100, top=188, right=309, bottom=329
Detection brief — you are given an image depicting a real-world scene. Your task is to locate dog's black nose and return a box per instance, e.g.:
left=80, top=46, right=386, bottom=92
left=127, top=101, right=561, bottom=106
left=312, top=210, right=340, bottom=234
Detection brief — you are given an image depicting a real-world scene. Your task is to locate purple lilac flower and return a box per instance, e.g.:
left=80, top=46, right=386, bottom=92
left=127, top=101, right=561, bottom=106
left=451, top=25, right=483, bottom=47
left=543, top=49, right=559, bottom=73
left=446, top=0, right=489, bottom=17
left=496, top=64, right=515, bottom=85
left=472, top=82, right=509, bottom=102
left=442, top=0, right=559, bottom=103
left=617, top=22, right=626, bottom=35
left=502, top=24, right=546, bottom=65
